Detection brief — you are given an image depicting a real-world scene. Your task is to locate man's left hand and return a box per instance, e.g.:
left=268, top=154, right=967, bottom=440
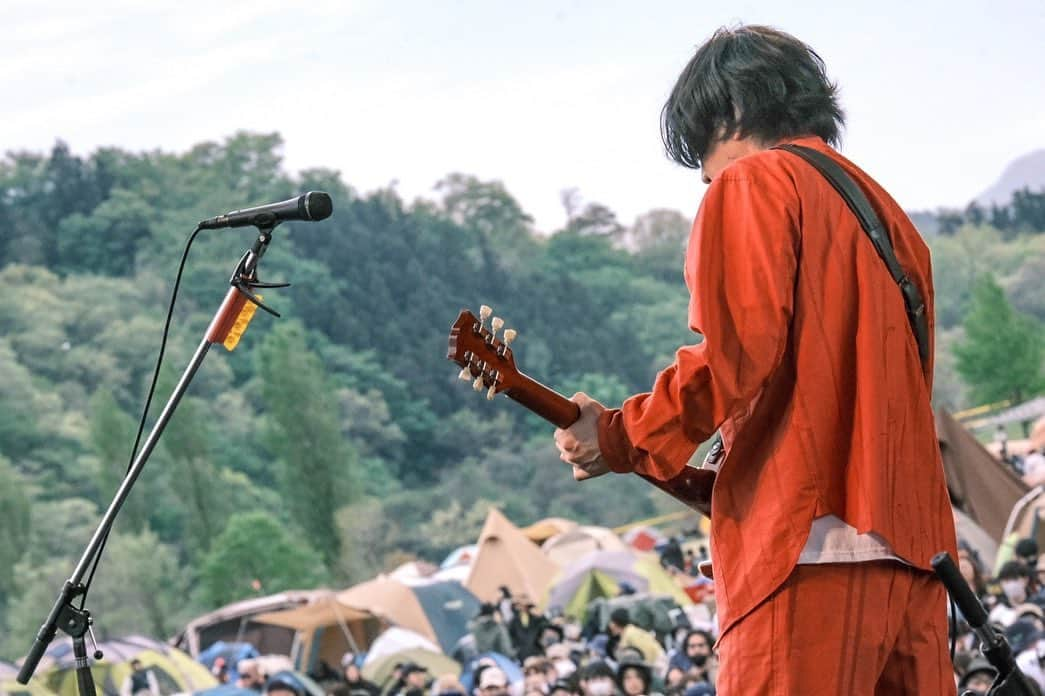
left=554, top=392, right=611, bottom=481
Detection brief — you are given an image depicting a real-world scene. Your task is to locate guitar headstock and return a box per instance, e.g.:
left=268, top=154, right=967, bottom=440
left=447, top=305, right=520, bottom=401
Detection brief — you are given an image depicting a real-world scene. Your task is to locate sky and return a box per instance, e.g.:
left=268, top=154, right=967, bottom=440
left=4, top=0, right=1043, bottom=233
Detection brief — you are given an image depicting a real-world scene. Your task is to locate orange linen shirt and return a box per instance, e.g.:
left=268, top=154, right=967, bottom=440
left=597, top=136, right=957, bottom=637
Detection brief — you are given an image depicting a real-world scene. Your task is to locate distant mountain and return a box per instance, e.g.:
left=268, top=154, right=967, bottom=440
left=975, top=149, right=1045, bottom=207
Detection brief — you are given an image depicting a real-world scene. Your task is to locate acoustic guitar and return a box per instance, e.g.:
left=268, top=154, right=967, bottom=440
left=446, top=306, right=716, bottom=517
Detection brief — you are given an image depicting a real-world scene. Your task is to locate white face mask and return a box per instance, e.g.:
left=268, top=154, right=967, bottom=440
left=1002, top=579, right=1027, bottom=604
left=587, top=678, right=614, bottom=696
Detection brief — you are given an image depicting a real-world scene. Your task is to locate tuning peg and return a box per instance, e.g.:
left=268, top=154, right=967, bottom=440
left=491, top=317, right=504, bottom=335
left=472, top=375, right=484, bottom=392
left=458, top=367, right=472, bottom=381
left=487, top=384, right=497, bottom=400
left=503, top=329, right=517, bottom=346
left=479, top=305, right=493, bottom=321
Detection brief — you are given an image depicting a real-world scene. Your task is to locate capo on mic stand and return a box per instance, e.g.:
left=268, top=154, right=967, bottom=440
left=15, top=225, right=289, bottom=695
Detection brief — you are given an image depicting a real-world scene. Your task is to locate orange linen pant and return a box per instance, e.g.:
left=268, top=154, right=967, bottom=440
left=715, top=561, right=957, bottom=695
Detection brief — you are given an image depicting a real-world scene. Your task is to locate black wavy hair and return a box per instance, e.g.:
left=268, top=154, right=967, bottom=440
left=661, top=24, right=844, bottom=169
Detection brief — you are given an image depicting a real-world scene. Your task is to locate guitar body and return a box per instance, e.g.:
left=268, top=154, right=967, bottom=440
left=447, top=308, right=716, bottom=517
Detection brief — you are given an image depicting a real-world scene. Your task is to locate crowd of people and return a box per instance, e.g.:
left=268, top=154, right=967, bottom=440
left=954, top=535, right=1045, bottom=693
left=213, top=578, right=718, bottom=696
left=184, top=527, right=1045, bottom=696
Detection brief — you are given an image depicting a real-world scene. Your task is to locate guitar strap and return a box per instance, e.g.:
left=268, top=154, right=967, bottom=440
left=772, top=143, right=930, bottom=368
left=702, top=144, right=931, bottom=470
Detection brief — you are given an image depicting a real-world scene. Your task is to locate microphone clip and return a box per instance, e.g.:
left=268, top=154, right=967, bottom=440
left=230, top=226, right=291, bottom=317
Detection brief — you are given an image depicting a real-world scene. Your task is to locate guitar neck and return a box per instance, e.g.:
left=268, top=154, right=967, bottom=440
left=505, top=372, right=713, bottom=517
left=505, top=372, right=580, bottom=429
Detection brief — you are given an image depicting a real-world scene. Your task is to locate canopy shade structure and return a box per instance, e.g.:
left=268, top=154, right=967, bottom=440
left=174, top=590, right=324, bottom=658
left=337, top=578, right=479, bottom=655
left=254, top=593, right=382, bottom=673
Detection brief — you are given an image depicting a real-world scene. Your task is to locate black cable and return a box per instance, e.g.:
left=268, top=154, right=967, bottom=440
left=950, top=595, right=957, bottom=664
left=78, top=225, right=205, bottom=608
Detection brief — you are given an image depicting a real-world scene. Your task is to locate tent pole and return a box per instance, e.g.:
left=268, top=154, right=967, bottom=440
left=334, top=604, right=361, bottom=654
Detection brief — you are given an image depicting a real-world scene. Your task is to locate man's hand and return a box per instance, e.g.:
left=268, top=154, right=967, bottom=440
left=554, top=392, right=611, bottom=481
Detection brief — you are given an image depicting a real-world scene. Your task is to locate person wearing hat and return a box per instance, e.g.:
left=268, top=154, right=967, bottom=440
left=471, top=602, right=515, bottom=658
left=616, top=655, right=656, bottom=696
left=474, top=666, right=509, bottom=696
left=958, top=656, right=998, bottom=694
left=340, top=653, right=379, bottom=696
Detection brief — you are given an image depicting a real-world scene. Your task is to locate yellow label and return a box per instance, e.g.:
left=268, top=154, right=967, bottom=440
left=223, top=295, right=261, bottom=351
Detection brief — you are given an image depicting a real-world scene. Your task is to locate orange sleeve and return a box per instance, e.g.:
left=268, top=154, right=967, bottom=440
left=597, top=166, right=800, bottom=480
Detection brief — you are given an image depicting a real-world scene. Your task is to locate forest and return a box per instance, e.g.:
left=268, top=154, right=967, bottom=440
left=1, top=132, right=1042, bottom=657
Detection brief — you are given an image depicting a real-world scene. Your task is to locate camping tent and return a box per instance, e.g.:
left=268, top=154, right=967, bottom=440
left=337, top=578, right=479, bottom=655
left=39, top=635, right=216, bottom=696
left=620, top=526, right=666, bottom=553
left=937, top=409, right=1029, bottom=542
left=361, top=628, right=440, bottom=666
left=466, top=509, right=560, bottom=604
left=361, top=649, right=460, bottom=689
left=954, top=506, right=1000, bottom=571
left=254, top=593, right=382, bottom=673
left=542, top=527, right=629, bottom=566
left=545, top=550, right=691, bottom=619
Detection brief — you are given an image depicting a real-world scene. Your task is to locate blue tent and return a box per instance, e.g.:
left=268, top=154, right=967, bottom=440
left=196, top=642, right=259, bottom=684
left=459, top=653, right=523, bottom=693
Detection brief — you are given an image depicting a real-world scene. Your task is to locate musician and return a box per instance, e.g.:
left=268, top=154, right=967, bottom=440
left=554, top=24, right=957, bottom=695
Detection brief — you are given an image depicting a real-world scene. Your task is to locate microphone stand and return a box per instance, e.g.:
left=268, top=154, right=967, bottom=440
left=16, top=225, right=288, bottom=693
left=932, top=552, right=1037, bottom=696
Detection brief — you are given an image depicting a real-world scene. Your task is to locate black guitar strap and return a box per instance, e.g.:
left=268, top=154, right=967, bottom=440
left=702, top=144, right=931, bottom=471
left=773, top=143, right=930, bottom=369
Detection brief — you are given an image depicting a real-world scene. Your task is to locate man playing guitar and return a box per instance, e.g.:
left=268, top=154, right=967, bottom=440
left=554, top=25, right=957, bottom=695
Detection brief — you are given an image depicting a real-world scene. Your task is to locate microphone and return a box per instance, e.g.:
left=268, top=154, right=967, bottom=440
left=198, top=191, right=333, bottom=230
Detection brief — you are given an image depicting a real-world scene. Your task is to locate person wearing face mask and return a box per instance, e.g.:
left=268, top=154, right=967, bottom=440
left=667, top=630, right=713, bottom=675
left=999, top=561, right=1032, bottom=607
left=579, top=661, right=617, bottom=696
left=539, top=625, right=565, bottom=654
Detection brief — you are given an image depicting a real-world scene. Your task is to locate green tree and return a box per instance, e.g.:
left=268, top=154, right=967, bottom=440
left=953, top=274, right=1045, bottom=406
left=87, top=390, right=148, bottom=532
left=198, top=512, right=328, bottom=607
left=88, top=529, right=190, bottom=639
left=257, top=322, right=359, bottom=564
left=0, top=457, right=31, bottom=611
